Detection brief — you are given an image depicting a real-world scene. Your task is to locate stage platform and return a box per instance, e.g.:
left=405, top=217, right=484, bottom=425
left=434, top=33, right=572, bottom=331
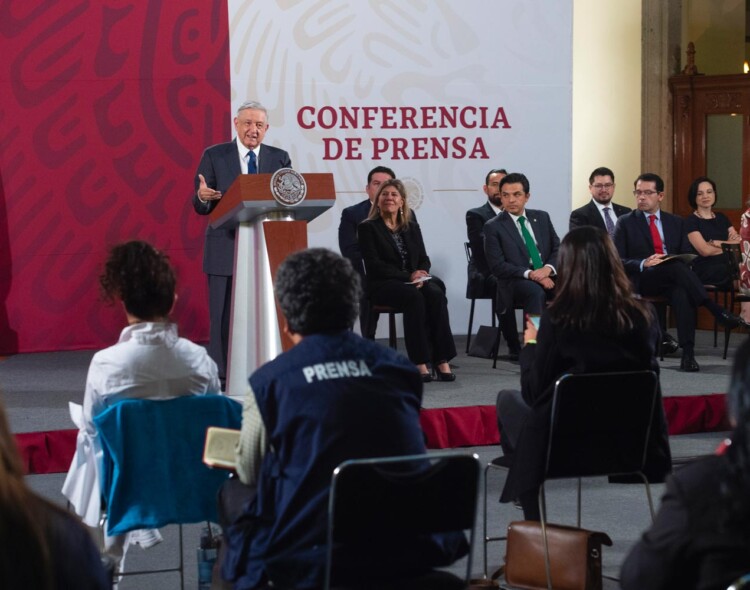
left=1, top=329, right=742, bottom=474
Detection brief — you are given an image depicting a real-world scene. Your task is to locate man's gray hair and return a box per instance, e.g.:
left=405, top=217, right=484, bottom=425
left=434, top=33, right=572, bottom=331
left=237, top=100, right=268, bottom=122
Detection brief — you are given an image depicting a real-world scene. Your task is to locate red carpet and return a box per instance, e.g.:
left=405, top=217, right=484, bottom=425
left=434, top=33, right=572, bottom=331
left=16, top=394, right=731, bottom=475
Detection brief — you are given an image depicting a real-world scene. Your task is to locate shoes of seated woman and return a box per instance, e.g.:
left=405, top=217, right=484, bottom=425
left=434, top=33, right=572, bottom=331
left=433, top=369, right=456, bottom=382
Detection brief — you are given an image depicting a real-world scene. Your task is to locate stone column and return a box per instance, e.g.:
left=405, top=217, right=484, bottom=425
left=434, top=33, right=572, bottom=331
left=641, top=0, right=682, bottom=210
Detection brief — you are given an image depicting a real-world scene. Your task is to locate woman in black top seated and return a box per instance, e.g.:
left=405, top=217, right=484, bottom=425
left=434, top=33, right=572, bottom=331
left=357, top=179, right=457, bottom=382
left=495, top=226, right=671, bottom=520
left=621, top=338, right=750, bottom=590
left=0, top=398, right=109, bottom=589
left=684, top=176, right=740, bottom=286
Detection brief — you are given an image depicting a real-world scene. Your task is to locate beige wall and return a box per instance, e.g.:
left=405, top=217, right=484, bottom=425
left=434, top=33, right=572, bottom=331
left=682, top=0, right=745, bottom=74
left=572, top=0, right=642, bottom=212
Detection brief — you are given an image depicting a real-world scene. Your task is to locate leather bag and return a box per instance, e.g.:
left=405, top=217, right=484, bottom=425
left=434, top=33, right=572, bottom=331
left=503, top=521, right=612, bottom=590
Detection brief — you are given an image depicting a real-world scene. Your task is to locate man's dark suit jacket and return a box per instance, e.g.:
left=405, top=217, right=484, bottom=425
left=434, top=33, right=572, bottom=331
left=192, top=141, right=292, bottom=276
left=465, top=202, right=498, bottom=298
left=338, top=199, right=373, bottom=276
left=613, top=209, right=691, bottom=290
left=621, top=454, right=750, bottom=590
left=483, top=209, right=560, bottom=311
left=357, top=218, right=430, bottom=294
left=569, top=200, right=631, bottom=232
left=466, top=202, right=497, bottom=275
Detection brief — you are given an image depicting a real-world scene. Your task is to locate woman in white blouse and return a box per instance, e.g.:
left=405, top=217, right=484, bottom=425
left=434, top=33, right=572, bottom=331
left=63, top=241, right=220, bottom=566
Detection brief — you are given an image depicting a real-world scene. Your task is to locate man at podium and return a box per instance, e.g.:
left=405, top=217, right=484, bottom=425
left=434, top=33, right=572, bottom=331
left=192, top=100, right=292, bottom=387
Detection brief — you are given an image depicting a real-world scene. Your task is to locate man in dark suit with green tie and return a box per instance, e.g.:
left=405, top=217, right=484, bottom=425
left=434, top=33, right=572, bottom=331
left=483, top=173, right=560, bottom=326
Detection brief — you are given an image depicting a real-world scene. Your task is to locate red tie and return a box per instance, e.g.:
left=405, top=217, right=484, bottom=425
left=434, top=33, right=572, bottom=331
left=648, top=214, right=664, bottom=255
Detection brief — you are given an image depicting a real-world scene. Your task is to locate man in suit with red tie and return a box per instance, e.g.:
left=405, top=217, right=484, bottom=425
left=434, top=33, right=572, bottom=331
left=614, top=173, right=745, bottom=372
left=192, top=101, right=292, bottom=387
left=569, top=167, right=631, bottom=235
left=483, top=173, right=560, bottom=325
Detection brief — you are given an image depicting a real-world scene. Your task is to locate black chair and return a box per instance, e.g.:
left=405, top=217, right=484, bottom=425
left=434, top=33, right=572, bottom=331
left=324, top=451, right=481, bottom=590
left=465, top=242, right=496, bottom=353
left=720, top=243, right=750, bottom=359
left=484, top=371, right=659, bottom=583
left=370, top=305, right=401, bottom=349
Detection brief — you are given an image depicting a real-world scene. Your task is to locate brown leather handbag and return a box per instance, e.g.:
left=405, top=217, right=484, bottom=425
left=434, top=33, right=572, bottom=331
left=502, top=521, right=613, bottom=590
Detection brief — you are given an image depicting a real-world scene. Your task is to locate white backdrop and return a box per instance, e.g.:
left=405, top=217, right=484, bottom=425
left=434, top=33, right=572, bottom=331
left=228, top=0, right=573, bottom=337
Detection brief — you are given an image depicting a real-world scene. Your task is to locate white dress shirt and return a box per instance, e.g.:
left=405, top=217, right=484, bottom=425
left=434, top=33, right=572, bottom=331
left=62, top=322, right=220, bottom=525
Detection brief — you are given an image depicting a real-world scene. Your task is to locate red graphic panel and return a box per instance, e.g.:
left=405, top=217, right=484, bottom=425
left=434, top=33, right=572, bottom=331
left=0, top=0, right=230, bottom=353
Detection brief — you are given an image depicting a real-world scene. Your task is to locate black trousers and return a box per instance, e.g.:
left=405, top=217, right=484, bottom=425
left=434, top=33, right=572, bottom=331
left=370, top=276, right=456, bottom=365
left=208, top=274, right=232, bottom=382
left=496, top=389, right=540, bottom=521
left=638, top=261, right=708, bottom=351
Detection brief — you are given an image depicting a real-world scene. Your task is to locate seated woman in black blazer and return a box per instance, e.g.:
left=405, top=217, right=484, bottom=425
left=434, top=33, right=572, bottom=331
left=621, top=338, right=750, bottom=590
left=357, top=179, right=457, bottom=382
left=684, top=176, right=740, bottom=286
left=496, top=226, right=671, bottom=519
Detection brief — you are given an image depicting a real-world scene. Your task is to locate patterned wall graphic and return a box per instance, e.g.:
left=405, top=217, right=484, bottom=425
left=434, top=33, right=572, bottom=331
left=0, top=0, right=230, bottom=353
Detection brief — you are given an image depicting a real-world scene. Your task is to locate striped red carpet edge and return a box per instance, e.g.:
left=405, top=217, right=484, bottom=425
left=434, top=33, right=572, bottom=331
left=16, top=394, right=729, bottom=475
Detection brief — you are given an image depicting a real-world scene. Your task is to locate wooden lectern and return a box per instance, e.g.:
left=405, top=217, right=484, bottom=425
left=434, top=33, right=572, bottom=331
left=209, top=172, right=335, bottom=397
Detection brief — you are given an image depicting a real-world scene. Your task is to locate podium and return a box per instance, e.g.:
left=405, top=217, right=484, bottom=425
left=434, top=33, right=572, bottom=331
left=209, top=172, right=335, bottom=397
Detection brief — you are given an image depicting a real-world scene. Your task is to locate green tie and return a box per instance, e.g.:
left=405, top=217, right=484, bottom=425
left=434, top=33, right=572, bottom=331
left=518, top=216, right=543, bottom=270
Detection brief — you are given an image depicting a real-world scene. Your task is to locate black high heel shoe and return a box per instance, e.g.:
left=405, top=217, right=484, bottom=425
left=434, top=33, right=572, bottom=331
left=420, top=372, right=433, bottom=383
left=433, top=363, right=456, bottom=382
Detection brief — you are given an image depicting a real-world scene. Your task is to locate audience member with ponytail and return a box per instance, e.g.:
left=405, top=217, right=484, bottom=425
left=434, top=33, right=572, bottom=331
left=621, top=338, right=750, bottom=590
left=0, top=397, right=109, bottom=589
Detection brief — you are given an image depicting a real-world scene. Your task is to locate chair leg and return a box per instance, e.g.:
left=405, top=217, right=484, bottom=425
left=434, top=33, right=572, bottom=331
left=388, top=313, right=397, bottom=350
left=491, top=327, right=502, bottom=370
left=178, top=524, right=184, bottom=590
left=483, top=463, right=490, bottom=578
left=482, top=463, right=508, bottom=579
left=637, top=473, right=656, bottom=523
left=466, top=298, right=476, bottom=353
left=724, top=324, right=732, bottom=360
left=538, top=485, right=553, bottom=590
left=714, top=291, right=726, bottom=348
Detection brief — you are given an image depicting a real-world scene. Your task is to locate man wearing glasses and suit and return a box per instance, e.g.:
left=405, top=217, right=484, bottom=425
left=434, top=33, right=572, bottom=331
left=614, top=172, right=745, bottom=372
left=483, top=172, right=560, bottom=327
left=569, top=167, right=630, bottom=235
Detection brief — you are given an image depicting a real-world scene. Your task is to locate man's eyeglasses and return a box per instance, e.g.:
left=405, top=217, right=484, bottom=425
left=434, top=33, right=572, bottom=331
left=633, top=190, right=658, bottom=197
left=591, top=183, right=614, bottom=190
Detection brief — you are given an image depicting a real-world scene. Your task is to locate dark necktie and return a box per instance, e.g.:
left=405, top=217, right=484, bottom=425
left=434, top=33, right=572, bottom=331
left=648, top=214, right=665, bottom=255
left=247, top=151, right=257, bottom=174
left=518, top=216, right=544, bottom=270
left=603, top=207, right=616, bottom=237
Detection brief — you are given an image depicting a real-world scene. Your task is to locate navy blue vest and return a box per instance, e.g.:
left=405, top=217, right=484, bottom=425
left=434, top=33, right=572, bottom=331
left=226, top=331, right=450, bottom=589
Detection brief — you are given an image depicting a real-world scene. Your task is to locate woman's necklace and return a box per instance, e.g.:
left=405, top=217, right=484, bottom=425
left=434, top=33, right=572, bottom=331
left=693, top=210, right=715, bottom=220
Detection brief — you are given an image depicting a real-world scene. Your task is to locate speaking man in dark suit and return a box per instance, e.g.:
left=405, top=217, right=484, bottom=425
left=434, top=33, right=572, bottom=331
left=192, top=101, right=292, bottom=386
left=483, top=173, right=560, bottom=332
left=337, top=166, right=395, bottom=338
left=569, top=166, right=631, bottom=235
left=613, top=172, right=744, bottom=372
left=466, top=168, right=520, bottom=359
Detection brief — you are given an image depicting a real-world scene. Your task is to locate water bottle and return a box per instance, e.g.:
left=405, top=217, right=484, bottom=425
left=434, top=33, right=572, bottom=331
left=197, top=525, right=221, bottom=590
